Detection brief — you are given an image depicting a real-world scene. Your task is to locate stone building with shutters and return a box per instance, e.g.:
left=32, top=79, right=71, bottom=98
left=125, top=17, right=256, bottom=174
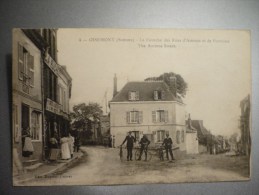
left=12, top=29, right=72, bottom=170
left=12, top=29, right=44, bottom=164
left=109, top=76, right=186, bottom=152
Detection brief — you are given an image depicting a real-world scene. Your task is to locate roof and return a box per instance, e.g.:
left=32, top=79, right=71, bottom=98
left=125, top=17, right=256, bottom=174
left=185, top=120, right=197, bottom=133
left=110, top=81, right=182, bottom=103
left=191, top=120, right=211, bottom=138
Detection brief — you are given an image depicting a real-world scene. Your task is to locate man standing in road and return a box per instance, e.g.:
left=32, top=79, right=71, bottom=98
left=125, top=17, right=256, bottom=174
left=162, top=133, right=175, bottom=162
left=137, top=135, right=150, bottom=161
left=121, top=131, right=136, bottom=161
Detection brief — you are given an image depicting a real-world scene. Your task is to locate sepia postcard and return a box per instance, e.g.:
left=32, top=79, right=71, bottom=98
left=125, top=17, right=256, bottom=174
left=12, top=28, right=251, bottom=186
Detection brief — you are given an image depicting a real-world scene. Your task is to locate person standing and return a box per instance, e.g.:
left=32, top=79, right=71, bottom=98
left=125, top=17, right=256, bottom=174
left=68, top=133, right=75, bottom=158
left=137, top=135, right=150, bottom=161
left=162, top=133, right=175, bottom=162
left=121, top=131, right=135, bottom=161
left=60, top=135, right=70, bottom=160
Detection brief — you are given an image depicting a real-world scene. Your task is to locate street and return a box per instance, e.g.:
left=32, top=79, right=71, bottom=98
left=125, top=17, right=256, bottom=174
left=23, top=146, right=250, bottom=186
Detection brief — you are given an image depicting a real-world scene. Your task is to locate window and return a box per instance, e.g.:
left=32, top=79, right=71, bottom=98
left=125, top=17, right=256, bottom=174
left=18, top=43, right=34, bottom=90
left=154, top=90, right=165, bottom=100
left=176, top=130, right=180, bottom=144
left=128, top=91, right=139, bottom=101
left=44, top=66, right=58, bottom=101
left=132, top=131, right=140, bottom=141
left=31, top=111, right=41, bottom=141
left=157, top=130, right=165, bottom=142
left=126, top=111, right=143, bottom=124
left=152, top=110, right=168, bottom=123
left=181, top=130, right=185, bottom=143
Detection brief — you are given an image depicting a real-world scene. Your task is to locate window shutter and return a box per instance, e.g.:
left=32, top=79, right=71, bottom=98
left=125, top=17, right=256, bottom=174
left=152, top=111, right=156, bottom=123
left=164, top=110, right=168, bottom=123
left=29, top=54, right=34, bottom=87
left=136, top=91, right=139, bottom=100
left=128, top=91, right=132, bottom=100
left=154, top=91, right=158, bottom=100
left=18, top=43, right=24, bottom=80
left=126, top=111, right=130, bottom=123
left=157, top=131, right=160, bottom=142
left=161, top=90, right=165, bottom=100
left=138, top=111, right=143, bottom=123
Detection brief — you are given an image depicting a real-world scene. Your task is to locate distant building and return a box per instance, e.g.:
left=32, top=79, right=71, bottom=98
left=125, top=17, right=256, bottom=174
left=191, top=120, right=211, bottom=153
left=109, top=75, right=186, bottom=154
left=185, top=114, right=199, bottom=154
left=239, top=95, right=251, bottom=155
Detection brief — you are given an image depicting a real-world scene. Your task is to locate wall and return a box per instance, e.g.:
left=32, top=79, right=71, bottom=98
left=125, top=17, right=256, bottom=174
left=110, top=101, right=186, bottom=151
left=186, top=132, right=199, bottom=154
left=12, top=29, right=43, bottom=163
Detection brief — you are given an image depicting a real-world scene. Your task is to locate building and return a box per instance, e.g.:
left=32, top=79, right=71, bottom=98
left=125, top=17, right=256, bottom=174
left=109, top=76, right=186, bottom=154
left=12, top=29, right=45, bottom=166
left=41, top=29, right=72, bottom=158
left=12, top=29, right=72, bottom=170
left=185, top=114, right=199, bottom=154
left=191, top=120, right=211, bottom=153
left=239, top=95, right=251, bottom=155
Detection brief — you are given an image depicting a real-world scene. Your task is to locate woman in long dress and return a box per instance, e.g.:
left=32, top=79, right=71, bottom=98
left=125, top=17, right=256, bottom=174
left=60, top=136, right=70, bottom=160
left=68, top=134, right=74, bottom=158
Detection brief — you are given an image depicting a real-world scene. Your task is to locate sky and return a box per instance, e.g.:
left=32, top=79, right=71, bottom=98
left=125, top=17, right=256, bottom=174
left=57, top=29, right=251, bottom=137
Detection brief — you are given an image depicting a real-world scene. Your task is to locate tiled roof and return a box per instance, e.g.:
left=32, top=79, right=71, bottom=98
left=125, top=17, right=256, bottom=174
left=110, top=81, right=182, bottom=102
left=191, top=120, right=210, bottom=137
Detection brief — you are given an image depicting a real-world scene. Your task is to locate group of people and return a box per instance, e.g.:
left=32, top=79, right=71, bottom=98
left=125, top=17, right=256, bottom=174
left=121, top=131, right=175, bottom=162
left=49, top=133, right=80, bottom=160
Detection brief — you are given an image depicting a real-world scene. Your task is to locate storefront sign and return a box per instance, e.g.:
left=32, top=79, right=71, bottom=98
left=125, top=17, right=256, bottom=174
left=44, top=53, right=59, bottom=75
left=46, top=98, right=61, bottom=115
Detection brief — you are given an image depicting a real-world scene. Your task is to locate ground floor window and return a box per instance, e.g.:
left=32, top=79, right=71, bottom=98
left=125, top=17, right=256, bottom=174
left=132, top=131, right=140, bottom=141
left=176, top=130, right=180, bottom=144
left=157, top=130, right=165, bottom=142
left=31, top=111, right=41, bottom=140
left=181, top=130, right=185, bottom=143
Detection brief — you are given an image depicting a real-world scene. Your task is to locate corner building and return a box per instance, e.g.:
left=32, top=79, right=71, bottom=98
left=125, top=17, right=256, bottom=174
left=110, top=78, right=186, bottom=154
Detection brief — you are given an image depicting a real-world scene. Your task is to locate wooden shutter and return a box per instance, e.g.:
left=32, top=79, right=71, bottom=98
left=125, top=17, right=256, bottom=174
left=161, top=90, right=165, bottom=100
left=126, top=111, right=130, bottom=123
left=154, top=91, right=158, bottom=100
left=18, top=43, right=24, bottom=80
left=138, top=111, right=143, bottom=123
left=128, top=91, right=132, bottom=100
left=164, top=110, right=168, bottom=123
left=28, top=54, right=34, bottom=87
left=135, top=91, right=139, bottom=100
left=152, top=111, right=156, bottom=123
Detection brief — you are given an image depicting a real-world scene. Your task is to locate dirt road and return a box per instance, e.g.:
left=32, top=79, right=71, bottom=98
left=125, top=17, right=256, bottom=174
left=24, top=146, right=249, bottom=186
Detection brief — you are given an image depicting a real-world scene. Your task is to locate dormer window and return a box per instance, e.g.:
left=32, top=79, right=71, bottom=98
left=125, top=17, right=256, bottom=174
left=128, top=91, right=139, bottom=101
left=154, top=90, right=165, bottom=100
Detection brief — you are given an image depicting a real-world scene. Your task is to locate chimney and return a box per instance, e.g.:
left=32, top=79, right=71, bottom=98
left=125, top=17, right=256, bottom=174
left=169, top=75, right=177, bottom=96
left=113, top=74, right=117, bottom=97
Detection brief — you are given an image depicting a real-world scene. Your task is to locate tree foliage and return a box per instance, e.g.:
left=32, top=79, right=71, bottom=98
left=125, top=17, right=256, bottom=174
left=70, top=102, right=103, bottom=134
left=145, top=72, right=188, bottom=97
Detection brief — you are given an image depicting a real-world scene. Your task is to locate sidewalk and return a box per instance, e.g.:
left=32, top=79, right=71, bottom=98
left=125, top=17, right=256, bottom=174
left=13, top=151, right=84, bottom=186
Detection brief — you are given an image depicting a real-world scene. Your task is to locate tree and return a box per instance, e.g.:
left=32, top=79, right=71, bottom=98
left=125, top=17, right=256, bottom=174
left=70, top=102, right=103, bottom=139
left=145, top=72, right=188, bottom=97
